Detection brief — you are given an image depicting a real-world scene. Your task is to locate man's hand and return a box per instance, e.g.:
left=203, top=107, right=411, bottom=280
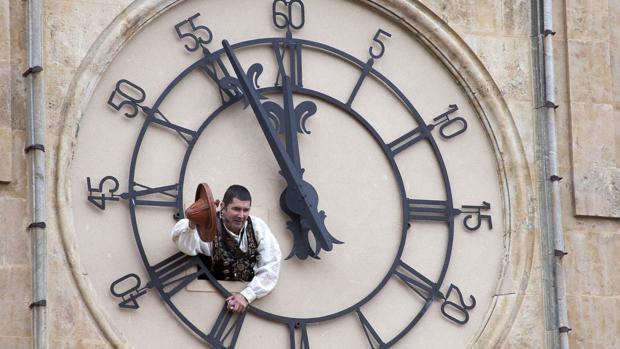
left=225, top=293, right=248, bottom=313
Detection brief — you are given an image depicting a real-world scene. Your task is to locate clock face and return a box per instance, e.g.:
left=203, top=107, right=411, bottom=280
left=69, top=0, right=505, bottom=348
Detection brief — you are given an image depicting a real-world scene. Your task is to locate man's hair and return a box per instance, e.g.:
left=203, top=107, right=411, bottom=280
left=222, top=185, right=252, bottom=206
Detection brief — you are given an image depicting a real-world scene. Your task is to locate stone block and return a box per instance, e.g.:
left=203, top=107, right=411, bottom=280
left=50, top=338, right=111, bottom=349
left=0, top=130, right=27, bottom=198
left=0, top=126, right=13, bottom=182
left=0, top=268, right=31, bottom=341
left=612, top=3, right=620, bottom=106
left=9, top=0, right=26, bottom=62
left=573, top=166, right=620, bottom=218
left=566, top=0, right=610, bottom=42
left=10, top=61, right=26, bottom=131
left=564, top=230, right=620, bottom=296
left=0, top=336, right=31, bottom=349
left=570, top=102, right=619, bottom=217
left=567, top=40, right=613, bottom=104
left=0, top=266, right=31, bottom=302
left=0, top=300, right=32, bottom=337
left=500, top=0, right=530, bottom=36
left=0, top=1, right=10, bottom=62
left=463, top=34, right=532, bottom=100
left=567, top=295, right=620, bottom=348
left=0, top=197, right=29, bottom=266
left=0, top=63, right=10, bottom=128
left=571, top=103, right=616, bottom=167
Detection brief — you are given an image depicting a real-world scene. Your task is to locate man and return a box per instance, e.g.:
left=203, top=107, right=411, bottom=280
left=171, top=184, right=282, bottom=313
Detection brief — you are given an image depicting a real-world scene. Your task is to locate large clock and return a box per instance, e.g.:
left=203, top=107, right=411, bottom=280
left=59, top=0, right=533, bottom=348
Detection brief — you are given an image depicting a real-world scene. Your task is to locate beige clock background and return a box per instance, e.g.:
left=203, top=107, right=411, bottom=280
left=0, top=0, right=619, bottom=348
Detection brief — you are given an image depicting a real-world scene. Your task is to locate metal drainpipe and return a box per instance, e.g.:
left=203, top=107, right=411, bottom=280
left=542, top=0, right=570, bottom=348
left=25, top=0, right=48, bottom=348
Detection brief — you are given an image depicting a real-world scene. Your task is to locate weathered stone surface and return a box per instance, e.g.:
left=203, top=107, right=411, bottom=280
left=499, top=0, right=530, bottom=36
left=9, top=0, right=26, bottom=132
left=463, top=35, right=533, bottom=100
left=570, top=102, right=619, bottom=217
left=612, top=2, right=620, bottom=107
left=0, top=130, right=28, bottom=198
left=501, top=294, right=545, bottom=349
left=565, top=0, right=610, bottom=42
left=0, top=126, right=13, bottom=183
left=425, top=0, right=498, bottom=33
left=567, top=41, right=613, bottom=104
left=0, top=266, right=32, bottom=337
left=567, top=295, right=620, bottom=348
left=0, top=1, right=11, bottom=129
left=425, top=0, right=530, bottom=35
left=573, top=166, right=620, bottom=218
left=0, top=336, right=31, bottom=349
left=0, top=266, right=31, bottom=302
left=0, top=196, right=29, bottom=266
left=0, top=1, right=10, bottom=56
left=565, top=229, right=620, bottom=296
left=46, top=0, right=128, bottom=70
left=506, top=99, right=536, bottom=168
left=48, top=269, right=107, bottom=344
left=50, top=338, right=112, bottom=349
left=571, top=103, right=616, bottom=167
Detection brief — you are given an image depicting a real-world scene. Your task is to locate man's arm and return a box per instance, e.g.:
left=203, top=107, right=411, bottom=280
left=240, top=217, right=282, bottom=303
left=171, top=218, right=213, bottom=256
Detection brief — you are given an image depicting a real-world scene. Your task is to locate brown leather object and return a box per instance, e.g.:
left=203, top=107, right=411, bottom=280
left=185, top=182, right=218, bottom=242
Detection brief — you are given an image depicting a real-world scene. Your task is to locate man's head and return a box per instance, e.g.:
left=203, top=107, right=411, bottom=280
left=220, top=185, right=252, bottom=234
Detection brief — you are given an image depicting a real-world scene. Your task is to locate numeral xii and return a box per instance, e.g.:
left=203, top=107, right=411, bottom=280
left=273, top=41, right=303, bottom=87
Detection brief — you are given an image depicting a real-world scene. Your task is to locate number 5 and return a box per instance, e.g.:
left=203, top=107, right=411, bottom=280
left=369, top=29, right=392, bottom=59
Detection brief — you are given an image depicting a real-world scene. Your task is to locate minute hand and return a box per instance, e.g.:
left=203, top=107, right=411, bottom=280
left=222, top=40, right=338, bottom=254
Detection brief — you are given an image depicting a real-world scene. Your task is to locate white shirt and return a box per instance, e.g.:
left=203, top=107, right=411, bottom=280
left=171, top=216, right=282, bottom=303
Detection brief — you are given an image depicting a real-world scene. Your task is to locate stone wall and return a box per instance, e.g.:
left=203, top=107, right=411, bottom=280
left=561, top=0, right=620, bottom=347
left=1, top=0, right=31, bottom=348
left=0, top=0, right=617, bottom=348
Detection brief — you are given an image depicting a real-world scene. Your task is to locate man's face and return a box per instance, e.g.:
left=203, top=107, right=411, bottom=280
left=220, top=198, right=251, bottom=234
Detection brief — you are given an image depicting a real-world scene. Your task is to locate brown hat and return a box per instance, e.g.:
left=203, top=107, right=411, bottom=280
left=184, top=182, right=218, bottom=242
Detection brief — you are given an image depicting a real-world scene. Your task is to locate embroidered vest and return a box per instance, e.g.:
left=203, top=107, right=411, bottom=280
left=208, top=216, right=259, bottom=282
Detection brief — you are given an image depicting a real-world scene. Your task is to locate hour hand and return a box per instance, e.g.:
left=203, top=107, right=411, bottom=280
left=222, top=40, right=342, bottom=259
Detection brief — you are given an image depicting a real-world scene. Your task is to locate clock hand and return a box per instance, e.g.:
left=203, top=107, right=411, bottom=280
left=222, top=40, right=341, bottom=258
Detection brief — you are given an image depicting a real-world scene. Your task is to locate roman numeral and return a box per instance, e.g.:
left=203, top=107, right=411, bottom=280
left=201, top=51, right=242, bottom=103
left=124, top=182, right=179, bottom=208
left=207, top=303, right=247, bottom=349
left=394, top=260, right=442, bottom=301
left=355, top=308, right=386, bottom=349
left=406, top=198, right=459, bottom=223
left=287, top=321, right=310, bottom=349
left=273, top=41, right=303, bottom=88
left=387, top=126, right=429, bottom=156
left=345, top=58, right=374, bottom=107
left=148, top=109, right=198, bottom=144
left=149, top=252, right=205, bottom=299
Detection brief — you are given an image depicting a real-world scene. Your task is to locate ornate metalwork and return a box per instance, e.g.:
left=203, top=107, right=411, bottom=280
left=95, top=0, right=497, bottom=346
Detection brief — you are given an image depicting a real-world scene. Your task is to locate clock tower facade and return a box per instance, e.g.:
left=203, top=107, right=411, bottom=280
left=0, top=0, right=619, bottom=348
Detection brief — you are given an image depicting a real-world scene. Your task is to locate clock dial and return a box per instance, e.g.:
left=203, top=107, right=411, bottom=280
left=70, top=0, right=505, bottom=348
